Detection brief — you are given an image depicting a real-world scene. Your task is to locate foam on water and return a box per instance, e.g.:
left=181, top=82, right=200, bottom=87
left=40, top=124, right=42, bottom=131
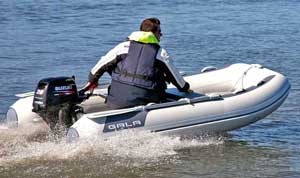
left=0, top=124, right=224, bottom=167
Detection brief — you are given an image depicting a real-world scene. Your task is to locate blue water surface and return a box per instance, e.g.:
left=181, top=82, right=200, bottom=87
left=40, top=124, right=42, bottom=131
left=0, top=0, right=299, bottom=177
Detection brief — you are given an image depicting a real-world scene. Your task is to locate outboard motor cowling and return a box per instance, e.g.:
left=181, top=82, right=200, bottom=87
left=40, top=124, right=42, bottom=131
left=32, top=76, right=79, bottom=130
left=33, top=76, right=78, bottom=112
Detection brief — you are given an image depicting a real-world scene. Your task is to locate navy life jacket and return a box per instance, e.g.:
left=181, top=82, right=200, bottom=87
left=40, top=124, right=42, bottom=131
left=111, top=41, right=165, bottom=90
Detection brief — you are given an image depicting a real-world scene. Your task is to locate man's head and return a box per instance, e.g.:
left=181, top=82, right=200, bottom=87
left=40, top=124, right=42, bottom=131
left=140, top=18, right=162, bottom=41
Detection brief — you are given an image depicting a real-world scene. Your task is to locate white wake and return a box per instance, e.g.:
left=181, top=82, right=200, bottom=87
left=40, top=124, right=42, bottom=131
left=0, top=125, right=224, bottom=166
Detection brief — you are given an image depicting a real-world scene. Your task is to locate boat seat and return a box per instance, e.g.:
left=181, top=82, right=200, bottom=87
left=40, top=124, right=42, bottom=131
left=79, top=96, right=110, bottom=113
left=166, top=88, right=205, bottom=101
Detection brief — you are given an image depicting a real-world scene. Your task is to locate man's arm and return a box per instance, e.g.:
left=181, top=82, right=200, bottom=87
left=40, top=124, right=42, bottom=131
left=156, top=48, right=190, bottom=92
left=88, top=41, right=130, bottom=83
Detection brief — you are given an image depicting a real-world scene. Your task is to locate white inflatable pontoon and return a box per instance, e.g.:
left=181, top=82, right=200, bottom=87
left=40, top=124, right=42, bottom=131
left=5, top=63, right=290, bottom=141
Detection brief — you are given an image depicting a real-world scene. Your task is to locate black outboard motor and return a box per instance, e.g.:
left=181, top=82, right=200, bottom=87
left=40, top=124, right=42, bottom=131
left=32, top=76, right=80, bottom=130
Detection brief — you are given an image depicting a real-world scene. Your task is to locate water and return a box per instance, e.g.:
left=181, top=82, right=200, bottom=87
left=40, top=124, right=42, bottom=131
left=0, top=0, right=299, bottom=177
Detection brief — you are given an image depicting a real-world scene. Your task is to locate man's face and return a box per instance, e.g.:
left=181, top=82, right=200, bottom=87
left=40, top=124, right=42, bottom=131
left=154, top=25, right=162, bottom=41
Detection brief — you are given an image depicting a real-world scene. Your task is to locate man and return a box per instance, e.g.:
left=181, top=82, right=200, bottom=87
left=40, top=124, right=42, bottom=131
left=80, top=18, right=190, bottom=109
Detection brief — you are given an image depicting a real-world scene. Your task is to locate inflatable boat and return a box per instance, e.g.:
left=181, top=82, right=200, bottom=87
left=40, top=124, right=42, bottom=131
left=5, top=63, right=290, bottom=141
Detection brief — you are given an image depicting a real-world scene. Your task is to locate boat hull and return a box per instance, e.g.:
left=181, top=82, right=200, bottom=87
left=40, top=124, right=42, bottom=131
left=66, top=63, right=290, bottom=140
left=4, top=63, right=290, bottom=141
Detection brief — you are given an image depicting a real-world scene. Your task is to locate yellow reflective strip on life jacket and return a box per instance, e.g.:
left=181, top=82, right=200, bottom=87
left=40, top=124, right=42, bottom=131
left=128, top=31, right=159, bottom=44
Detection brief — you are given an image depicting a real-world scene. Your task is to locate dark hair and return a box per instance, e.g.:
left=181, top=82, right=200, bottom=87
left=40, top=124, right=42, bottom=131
left=140, top=18, right=161, bottom=33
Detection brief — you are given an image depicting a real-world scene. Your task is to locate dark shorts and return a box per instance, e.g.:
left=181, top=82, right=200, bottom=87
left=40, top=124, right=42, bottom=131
left=106, top=80, right=166, bottom=109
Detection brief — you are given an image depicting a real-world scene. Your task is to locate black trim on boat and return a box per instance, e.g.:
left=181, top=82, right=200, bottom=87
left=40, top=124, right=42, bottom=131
left=145, top=94, right=223, bottom=111
left=154, top=84, right=290, bottom=133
